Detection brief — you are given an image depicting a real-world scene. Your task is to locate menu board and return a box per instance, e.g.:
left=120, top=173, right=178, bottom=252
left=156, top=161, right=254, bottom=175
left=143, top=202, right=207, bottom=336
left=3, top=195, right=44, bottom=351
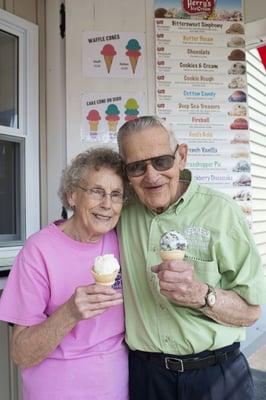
left=154, top=1, right=251, bottom=222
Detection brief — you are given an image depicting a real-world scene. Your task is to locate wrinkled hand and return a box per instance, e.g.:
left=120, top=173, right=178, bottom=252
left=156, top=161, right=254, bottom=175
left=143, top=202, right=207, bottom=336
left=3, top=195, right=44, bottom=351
left=66, top=284, right=123, bottom=322
left=151, top=261, right=206, bottom=308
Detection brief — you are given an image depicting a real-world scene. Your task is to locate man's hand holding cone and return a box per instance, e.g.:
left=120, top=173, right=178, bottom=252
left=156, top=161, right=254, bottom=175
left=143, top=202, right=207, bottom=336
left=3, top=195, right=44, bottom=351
left=152, top=231, right=207, bottom=308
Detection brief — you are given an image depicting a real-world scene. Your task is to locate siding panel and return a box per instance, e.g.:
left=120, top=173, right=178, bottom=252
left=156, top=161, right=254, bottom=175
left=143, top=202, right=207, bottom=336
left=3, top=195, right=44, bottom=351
left=247, top=86, right=265, bottom=103
left=253, top=199, right=266, bottom=210
left=249, top=108, right=265, bottom=124
left=251, top=131, right=266, bottom=147
left=247, top=76, right=265, bottom=94
left=261, top=253, right=266, bottom=266
left=4, top=0, right=14, bottom=13
left=252, top=187, right=266, bottom=199
left=248, top=48, right=266, bottom=269
left=14, top=0, right=37, bottom=23
left=250, top=148, right=266, bottom=165
left=253, top=211, right=266, bottom=223
left=250, top=122, right=265, bottom=136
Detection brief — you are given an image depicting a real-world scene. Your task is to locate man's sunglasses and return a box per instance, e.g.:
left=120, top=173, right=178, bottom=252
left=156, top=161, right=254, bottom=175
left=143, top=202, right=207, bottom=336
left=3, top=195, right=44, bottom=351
left=124, top=145, right=178, bottom=178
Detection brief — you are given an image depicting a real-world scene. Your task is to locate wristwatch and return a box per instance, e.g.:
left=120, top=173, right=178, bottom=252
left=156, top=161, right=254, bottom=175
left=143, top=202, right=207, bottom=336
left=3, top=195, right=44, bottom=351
left=201, top=284, right=216, bottom=309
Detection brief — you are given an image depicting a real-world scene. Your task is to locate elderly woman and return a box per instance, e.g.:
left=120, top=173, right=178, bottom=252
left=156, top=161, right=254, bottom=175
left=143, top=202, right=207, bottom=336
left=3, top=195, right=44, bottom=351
left=0, top=148, right=129, bottom=400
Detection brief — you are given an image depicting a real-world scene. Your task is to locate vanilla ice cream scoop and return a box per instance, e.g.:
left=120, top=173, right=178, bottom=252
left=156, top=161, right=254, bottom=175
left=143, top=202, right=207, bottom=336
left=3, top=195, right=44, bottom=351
left=160, top=231, right=187, bottom=261
left=94, top=254, right=120, bottom=274
left=92, top=254, right=120, bottom=286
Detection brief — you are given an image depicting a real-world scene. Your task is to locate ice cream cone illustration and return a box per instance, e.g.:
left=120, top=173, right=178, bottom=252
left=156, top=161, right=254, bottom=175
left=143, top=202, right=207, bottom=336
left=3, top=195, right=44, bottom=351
left=129, top=56, right=138, bottom=73
left=86, top=109, right=101, bottom=132
left=105, top=104, right=120, bottom=136
left=125, top=39, right=141, bottom=74
left=101, top=44, right=117, bottom=73
left=104, top=56, right=113, bottom=73
left=160, top=231, right=188, bottom=261
left=124, top=98, right=139, bottom=122
left=107, top=120, right=118, bottom=131
left=92, top=254, right=120, bottom=286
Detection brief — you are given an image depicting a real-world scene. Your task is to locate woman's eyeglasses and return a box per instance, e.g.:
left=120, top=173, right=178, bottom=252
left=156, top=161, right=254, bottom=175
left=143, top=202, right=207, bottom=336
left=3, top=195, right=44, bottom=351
left=78, top=186, right=125, bottom=204
left=124, top=146, right=178, bottom=178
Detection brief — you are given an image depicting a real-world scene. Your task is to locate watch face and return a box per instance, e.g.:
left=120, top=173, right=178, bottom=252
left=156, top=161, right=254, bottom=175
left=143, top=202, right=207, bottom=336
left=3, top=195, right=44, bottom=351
left=207, top=292, right=216, bottom=307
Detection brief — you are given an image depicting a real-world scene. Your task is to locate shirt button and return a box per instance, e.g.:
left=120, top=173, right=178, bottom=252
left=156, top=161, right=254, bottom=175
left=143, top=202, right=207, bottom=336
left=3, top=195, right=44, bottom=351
left=160, top=304, right=165, bottom=310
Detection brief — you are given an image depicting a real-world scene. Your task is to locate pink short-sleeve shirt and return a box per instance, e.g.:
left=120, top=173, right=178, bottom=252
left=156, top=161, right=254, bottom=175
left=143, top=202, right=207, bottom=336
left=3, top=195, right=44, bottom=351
left=0, top=222, right=128, bottom=400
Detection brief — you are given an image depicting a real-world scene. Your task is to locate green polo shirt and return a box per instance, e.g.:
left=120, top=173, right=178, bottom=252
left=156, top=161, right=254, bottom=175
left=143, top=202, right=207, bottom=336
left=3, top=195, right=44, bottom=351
left=118, top=172, right=266, bottom=355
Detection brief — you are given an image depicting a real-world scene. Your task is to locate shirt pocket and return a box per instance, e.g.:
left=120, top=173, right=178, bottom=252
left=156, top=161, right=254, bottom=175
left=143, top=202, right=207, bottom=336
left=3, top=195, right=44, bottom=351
left=186, top=256, right=221, bottom=287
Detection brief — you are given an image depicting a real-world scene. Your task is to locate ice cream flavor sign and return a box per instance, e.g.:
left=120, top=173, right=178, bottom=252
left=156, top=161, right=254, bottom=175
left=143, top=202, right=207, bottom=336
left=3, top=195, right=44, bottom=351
left=83, top=32, right=145, bottom=78
left=81, top=92, right=145, bottom=143
left=154, top=0, right=251, bottom=222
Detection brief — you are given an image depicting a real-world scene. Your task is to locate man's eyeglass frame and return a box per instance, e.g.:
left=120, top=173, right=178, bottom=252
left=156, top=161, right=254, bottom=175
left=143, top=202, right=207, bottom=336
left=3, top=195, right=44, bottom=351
left=124, top=144, right=179, bottom=177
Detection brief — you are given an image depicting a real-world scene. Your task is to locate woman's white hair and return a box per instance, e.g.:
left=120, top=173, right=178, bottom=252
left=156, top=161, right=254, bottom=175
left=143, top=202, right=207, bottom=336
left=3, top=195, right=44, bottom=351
left=58, top=147, right=127, bottom=210
left=117, top=116, right=178, bottom=158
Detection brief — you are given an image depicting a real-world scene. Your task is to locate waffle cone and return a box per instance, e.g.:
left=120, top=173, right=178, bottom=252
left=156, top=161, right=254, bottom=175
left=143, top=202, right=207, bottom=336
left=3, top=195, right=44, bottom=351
left=103, top=55, right=114, bottom=73
left=129, top=56, right=139, bottom=73
left=91, top=269, right=118, bottom=286
left=160, top=250, right=185, bottom=261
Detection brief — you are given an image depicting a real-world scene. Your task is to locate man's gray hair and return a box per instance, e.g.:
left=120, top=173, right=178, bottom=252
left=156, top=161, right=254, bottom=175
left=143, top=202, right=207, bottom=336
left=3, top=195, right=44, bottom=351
left=58, top=147, right=127, bottom=209
left=117, top=116, right=178, bottom=157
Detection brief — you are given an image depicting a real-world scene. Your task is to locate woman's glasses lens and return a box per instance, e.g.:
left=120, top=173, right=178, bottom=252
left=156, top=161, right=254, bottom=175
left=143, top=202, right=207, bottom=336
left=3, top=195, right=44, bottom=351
left=78, top=187, right=124, bottom=203
left=125, top=155, right=175, bottom=177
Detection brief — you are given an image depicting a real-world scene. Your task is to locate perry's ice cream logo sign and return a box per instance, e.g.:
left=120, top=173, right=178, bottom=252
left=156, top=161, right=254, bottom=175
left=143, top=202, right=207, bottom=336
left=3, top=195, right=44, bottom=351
left=182, top=0, right=216, bottom=15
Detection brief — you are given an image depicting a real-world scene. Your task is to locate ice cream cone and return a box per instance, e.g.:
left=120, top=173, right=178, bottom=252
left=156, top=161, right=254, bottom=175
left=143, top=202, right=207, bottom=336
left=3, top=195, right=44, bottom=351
left=104, top=55, right=114, bottom=73
left=89, top=121, right=99, bottom=132
left=129, top=56, right=138, bottom=73
left=160, top=250, right=185, bottom=261
left=92, top=254, right=120, bottom=286
left=108, top=120, right=118, bottom=132
left=91, top=269, right=118, bottom=286
left=160, top=231, right=187, bottom=261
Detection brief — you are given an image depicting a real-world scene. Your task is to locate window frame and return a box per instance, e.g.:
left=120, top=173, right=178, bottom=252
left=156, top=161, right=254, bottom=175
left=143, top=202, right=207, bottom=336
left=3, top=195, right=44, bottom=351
left=0, top=9, right=39, bottom=266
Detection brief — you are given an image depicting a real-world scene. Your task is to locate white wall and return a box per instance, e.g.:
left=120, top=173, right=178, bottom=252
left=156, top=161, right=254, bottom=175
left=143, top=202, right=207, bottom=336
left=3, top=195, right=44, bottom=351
left=65, top=0, right=155, bottom=162
left=244, top=0, right=266, bottom=23
left=46, top=0, right=67, bottom=223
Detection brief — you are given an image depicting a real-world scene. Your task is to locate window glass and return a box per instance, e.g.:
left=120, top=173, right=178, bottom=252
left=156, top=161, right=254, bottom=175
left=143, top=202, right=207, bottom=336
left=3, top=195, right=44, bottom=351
left=0, top=30, right=18, bottom=128
left=0, top=136, right=23, bottom=242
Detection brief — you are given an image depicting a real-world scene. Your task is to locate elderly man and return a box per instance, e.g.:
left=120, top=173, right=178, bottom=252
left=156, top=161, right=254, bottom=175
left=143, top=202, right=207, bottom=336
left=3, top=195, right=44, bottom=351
left=117, top=116, right=266, bottom=400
